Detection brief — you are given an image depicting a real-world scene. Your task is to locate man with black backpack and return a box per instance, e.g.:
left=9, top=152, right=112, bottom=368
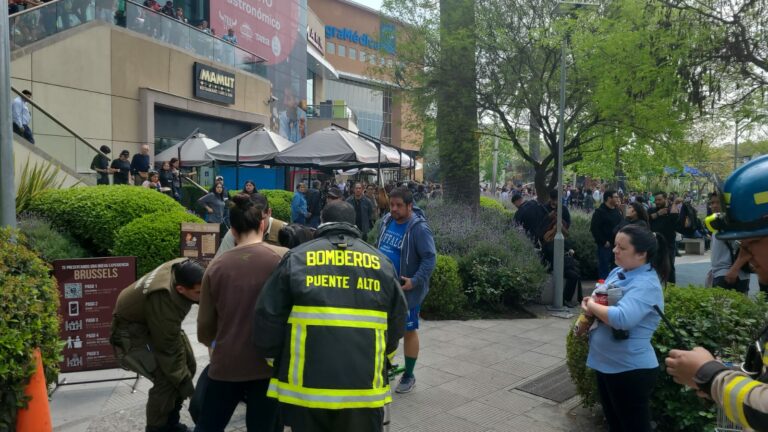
left=709, top=192, right=751, bottom=293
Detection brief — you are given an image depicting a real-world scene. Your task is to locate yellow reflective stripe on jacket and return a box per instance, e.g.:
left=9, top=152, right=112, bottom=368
left=288, top=324, right=306, bottom=386
left=373, top=329, right=385, bottom=388
left=288, top=306, right=387, bottom=329
left=267, top=379, right=392, bottom=409
left=724, top=376, right=761, bottom=426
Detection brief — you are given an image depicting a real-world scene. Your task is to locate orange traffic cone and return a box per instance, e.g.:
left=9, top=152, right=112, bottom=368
left=16, top=348, right=53, bottom=432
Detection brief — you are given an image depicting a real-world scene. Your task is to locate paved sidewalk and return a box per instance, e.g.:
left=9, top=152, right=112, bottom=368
left=51, top=307, right=605, bottom=432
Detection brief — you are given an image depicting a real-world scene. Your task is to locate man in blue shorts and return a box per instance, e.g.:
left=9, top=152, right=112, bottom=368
left=376, top=187, right=436, bottom=393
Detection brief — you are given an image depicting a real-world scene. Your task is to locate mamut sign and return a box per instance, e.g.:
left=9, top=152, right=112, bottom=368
left=194, top=62, right=236, bottom=105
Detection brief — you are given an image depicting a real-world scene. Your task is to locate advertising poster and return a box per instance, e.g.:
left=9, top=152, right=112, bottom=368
left=54, top=257, right=137, bottom=373
left=180, top=222, right=221, bottom=267
left=209, top=0, right=307, bottom=143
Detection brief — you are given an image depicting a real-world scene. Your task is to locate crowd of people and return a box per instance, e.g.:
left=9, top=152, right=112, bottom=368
left=110, top=174, right=438, bottom=432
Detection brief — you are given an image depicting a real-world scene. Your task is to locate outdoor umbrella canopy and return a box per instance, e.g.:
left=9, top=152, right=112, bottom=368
left=274, top=126, right=394, bottom=168
left=154, top=134, right=220, bottom=166
left=206, top=128, right=294, bottom=165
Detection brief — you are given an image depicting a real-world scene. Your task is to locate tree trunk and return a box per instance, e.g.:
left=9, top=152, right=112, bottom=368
left=437, top=0, right=478, bottom=207
left=528, top=115, right=541, bottom=184
left=533, top=163, right=551, bottom=203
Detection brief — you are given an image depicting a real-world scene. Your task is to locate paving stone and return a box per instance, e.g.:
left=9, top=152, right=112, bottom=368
left=453, top=346, right=525, bottom=368
left=448, top=335, right=496, bottom=350
left=490, top=358, right=546, bottom=377
left=396, top=413, right=492, bottom=432
left=412, top=349, right=452, bottom=367
left=510, top=351, right=564, bottom=369
left=494, top=414, right=564, bottom=432
left=436, top=377, right=501, bottom=399
left=463, top=368, right=526, bottom=389
left=531, top=343, right=568, bottom=359
left=409, top=365, right=460, bottom=388
left=430, top=358, right=486, bottom=377
left=424, top=341, right=474, bottom=358
left=477, top=388, right=544, bottom=415
left=448, top=400, right=517, bottom=428
left=462, top=320, right=504, bottom=329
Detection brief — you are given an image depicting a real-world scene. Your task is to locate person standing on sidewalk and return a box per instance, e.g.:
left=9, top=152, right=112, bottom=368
left=376, top=187, right=436, bottom=394
left=131, top=144, right=151, bottom=186
left=196, top=194, right=287, bottom=431
left=581, top=225, right=670, bottom=432
left=590, top=190, right=623, bottom=279
left=110, top=258, right=205, bottom=432
left=253, top=201, right=407, bottom=431
left=649, top=192, right=681, bottom=284
left=707, top=192, right=751, bottom=293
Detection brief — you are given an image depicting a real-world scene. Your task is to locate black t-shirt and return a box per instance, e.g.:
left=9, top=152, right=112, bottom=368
left=111, top=158, right=131, bottom=184
left=159, top=169, right=174, bottom=188
left=91, top=154, right=110, bottom=185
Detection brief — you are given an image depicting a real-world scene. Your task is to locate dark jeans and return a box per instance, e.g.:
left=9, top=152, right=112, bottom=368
left=13, top=123, right=34, bottom=144
left=145, top=372, right=185, bottom=431
left=596, top=368, right=658, bottom=432
left=714, top=276, right=750, bottom=293
left=282, top=404, right=383, bottom=432
left=194, top=376, right=278, bottom=432
left=667, top=246, right=676, bottom=284
left=597, top=245, right=614, bottom=280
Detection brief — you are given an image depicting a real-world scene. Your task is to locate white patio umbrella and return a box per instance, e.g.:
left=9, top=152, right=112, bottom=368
left=155, top=133, right=220, bottom=167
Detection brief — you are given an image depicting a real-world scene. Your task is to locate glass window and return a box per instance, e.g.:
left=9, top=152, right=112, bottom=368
left=338, top=45, right=346, bottom=57
left=349, top=48, right=356, bottom=60
left=369, top=53, right=376, bottom=65
left=380, top=57, right=385, bottom=66
left=327, top=42, right=335, bottom=55
left=359, top=51, right=366, bottom=62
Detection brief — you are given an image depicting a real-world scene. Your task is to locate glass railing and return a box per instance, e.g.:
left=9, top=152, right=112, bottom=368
left=9, top=0, right=267, bottom=77
left=306, top=103, right=358, bottom=125
left=11, top=87, right=104, bottom=183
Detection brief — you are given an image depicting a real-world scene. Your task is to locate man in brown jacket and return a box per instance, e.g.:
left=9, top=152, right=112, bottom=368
left=110, top=258, right=204, bottom=432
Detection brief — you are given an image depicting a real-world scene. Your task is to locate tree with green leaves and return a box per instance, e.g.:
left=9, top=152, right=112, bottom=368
left=386, top=0, right=696, bottom=200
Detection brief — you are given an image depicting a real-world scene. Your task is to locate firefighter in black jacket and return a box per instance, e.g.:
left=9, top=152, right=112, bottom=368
left=253, top=201, right=408, bottom=432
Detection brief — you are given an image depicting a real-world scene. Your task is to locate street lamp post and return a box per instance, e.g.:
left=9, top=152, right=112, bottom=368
left=550, top=1, right=599, bottom=313
left=0, top=5, right=15, bottom=228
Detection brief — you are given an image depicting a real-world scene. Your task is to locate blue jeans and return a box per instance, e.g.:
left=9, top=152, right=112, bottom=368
left=597, top=245, right=614, bottom=280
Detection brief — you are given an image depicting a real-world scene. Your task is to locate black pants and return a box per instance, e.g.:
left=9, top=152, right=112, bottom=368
left=282, top=404, right=383, bottom=432
left=667, top=246, right=676, bottom=284
left=595, top=368, right=657, bottom=432
left=714, top=276, right=750, bottom=294
left=194, top=377, right=279, bottom=432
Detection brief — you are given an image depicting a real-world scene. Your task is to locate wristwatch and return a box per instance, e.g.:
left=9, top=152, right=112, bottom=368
left=693, top=360, right=730, bottom=396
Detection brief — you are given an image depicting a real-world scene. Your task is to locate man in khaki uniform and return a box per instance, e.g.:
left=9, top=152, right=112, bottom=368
left=110, top=258, right=204, bottom=432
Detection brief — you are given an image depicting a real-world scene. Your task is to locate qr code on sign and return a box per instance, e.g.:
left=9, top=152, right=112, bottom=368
left=64, top=283, right=83, bottom=299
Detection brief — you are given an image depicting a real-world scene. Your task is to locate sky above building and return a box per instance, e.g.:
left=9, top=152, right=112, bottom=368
left=350, top=0, right=382, bottom=11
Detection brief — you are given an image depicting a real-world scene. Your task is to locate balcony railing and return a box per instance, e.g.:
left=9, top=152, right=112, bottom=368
left=9, top=0, right=267, bottom=77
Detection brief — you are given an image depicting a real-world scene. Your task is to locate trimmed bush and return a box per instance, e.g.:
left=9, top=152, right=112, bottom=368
left=569, top=211, right=598, bottom=281
left=566, top=286, right=768, bottom=432
left=230, top=189, right=294, bottom=222
left=422, top=255, right=466, bottom=316
left=261, top=189, right=294, bottom=222
left=17, top=213, right=90, bottom=263
left=459, top=242, right=547, bottom=308
left=28, top=186, right=185, bottom=254
left=0, top=229, right=62, bottom=429
left=113, top=210, right=204, bottom=276
left=479, top=196, right=510, bottom=214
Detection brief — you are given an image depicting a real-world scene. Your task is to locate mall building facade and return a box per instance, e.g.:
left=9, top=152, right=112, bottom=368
left=9, top=0, right=420, bottom=189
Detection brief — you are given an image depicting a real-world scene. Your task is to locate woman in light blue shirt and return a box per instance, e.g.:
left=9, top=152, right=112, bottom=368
left=581, top=224, right=671, bottom=432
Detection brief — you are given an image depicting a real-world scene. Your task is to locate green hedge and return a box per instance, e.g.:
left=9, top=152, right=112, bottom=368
left=17, top=213, right=90, bottom=263
left=479, top=196, right=510, bottom=214
left=0, top=229, right=62, bottom=429
left=422, top=255, right=465, bottom=317
left=113, top=210, right=204, bottom=276
left=28, top=186, right=185, bottom=254
left=227, top=189, right=294, bottom=222
left=567, top=286, right=768, bottom=432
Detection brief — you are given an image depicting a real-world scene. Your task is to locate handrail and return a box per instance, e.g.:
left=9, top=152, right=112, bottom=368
left=9, top=0, right=268, bottom=64
left=125, top=0, right=266, bottom=63
left=11, top=86, right=109, bottom=158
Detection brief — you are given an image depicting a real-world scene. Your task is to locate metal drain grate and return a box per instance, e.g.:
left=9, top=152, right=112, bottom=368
left=515, top=364, right=577, bottom=403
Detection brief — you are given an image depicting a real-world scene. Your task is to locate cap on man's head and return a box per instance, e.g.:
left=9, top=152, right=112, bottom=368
left=321, top=201, right=355, bottom=225
left=120, top=149, right=130, bottom=156
left=99, top=145, right=111, bottom=154
left=327, top=187, right=342, bottom=199
left=712, top=155, right=768, bottom=240
left=215, top=175, right=224, bottom=181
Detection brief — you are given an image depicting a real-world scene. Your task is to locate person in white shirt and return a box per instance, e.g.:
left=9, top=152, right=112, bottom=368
left=12, top=90, right=34, bottom=144
left=592, top=188, right=602, bottom=206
